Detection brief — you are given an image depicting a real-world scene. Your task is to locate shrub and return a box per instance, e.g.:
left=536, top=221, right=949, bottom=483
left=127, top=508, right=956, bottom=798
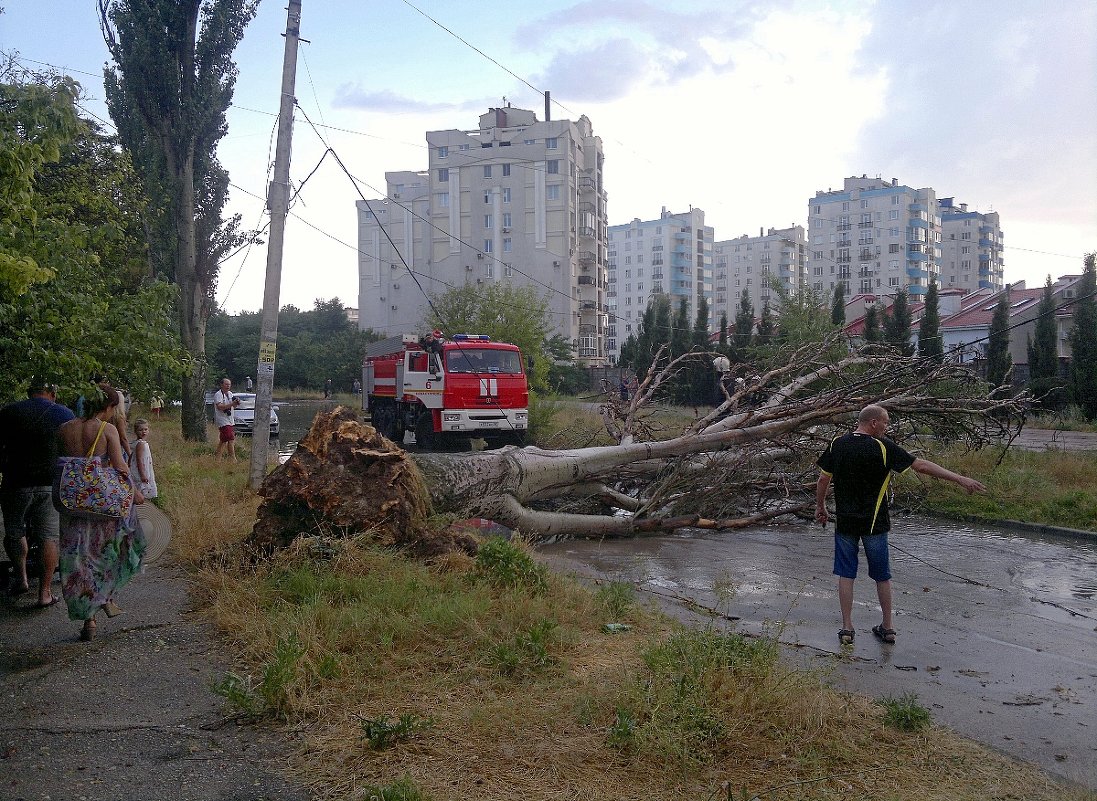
left=360, top=713, right=434, bottom=750
left=474, top=536, right=548, bottom=594
left=878, top=692, right=931, bottom=732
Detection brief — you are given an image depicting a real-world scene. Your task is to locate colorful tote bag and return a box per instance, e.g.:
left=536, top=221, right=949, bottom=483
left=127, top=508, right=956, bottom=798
left=53, top=421, right=134, bottom=521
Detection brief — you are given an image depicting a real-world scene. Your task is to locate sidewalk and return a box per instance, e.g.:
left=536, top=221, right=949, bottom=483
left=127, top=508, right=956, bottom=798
left=0, top=505, right=309, bottom=801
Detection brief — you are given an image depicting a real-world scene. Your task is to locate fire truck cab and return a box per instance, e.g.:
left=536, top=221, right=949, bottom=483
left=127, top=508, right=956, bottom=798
left=362, top=333, right=528, bottom=450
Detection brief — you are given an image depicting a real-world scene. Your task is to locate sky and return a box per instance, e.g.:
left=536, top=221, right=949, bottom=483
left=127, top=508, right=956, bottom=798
left=3, top=0, right=1095, bottom=316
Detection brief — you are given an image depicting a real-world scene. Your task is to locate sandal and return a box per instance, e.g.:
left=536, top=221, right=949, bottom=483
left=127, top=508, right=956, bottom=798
left=101, top=601, right=123, bottom=618
left=80, top=620, right=97, bottom=641
left=872, top=625, right=896, bottom=644
left=838, top=629, right=855, bottom=645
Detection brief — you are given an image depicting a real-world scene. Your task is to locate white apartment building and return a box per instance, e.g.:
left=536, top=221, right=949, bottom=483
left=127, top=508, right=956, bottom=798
left=605, top=207, right=713, bottom=363
left=937, top=198, right=1004, bottom=291
left=807, top=176, right=941, bottom=299
left=713, top=225, right=807, bottom=327
left=357, top=106, right=609, bottom=363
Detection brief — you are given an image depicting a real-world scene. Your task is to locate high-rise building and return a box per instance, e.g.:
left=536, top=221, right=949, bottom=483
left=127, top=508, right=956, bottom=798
left=713, top=225, right=807, bottom=328
left=606, top=207, right=712, bottom=363
left=937, top=198, right=1004, bottom=291
left=357, top=106, right=609, bottom=363
left=807, top=176, right=941, bottom=299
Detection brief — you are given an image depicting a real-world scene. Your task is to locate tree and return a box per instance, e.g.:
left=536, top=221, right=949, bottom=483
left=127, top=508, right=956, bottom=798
left=99, top=0, right=258, bottom=440
left=861, top=305, right=882, bottom=345
left=755, top=298, right=774, bottom=344
left=424, top=282, right=553, bottom=391
left=1069, top=254, right=1097, bottom=419
left=917, top=281, right=943, bottom=363
left=734, top=289, right=753, bottom=349
left=830, top=282, right=846, bottom=327
left=882, top=289, right=913, bottom=356
left=627, top=294, right=672, bottom=381
left=717, top=311, right=730, bottom=357
left=985, top=286, right=1012, bottom=389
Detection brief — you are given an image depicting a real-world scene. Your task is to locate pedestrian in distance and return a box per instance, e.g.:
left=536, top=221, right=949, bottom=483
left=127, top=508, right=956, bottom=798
left=130, top=418, right=157, bottom=500
left=213, top=378, right=240, bottom=462
left=815, top=404, right=986, bottom=646
left=324, top=378, right=333, bottom=399
left=0, top=380, right=75, bottom=607
left=245, top=376, right=253, bottom=392
left=149, top=392, right=164, bottom=419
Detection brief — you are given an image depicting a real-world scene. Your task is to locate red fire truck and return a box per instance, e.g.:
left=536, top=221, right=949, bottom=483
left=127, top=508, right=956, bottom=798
left=362, top=333, right=529, bottom=449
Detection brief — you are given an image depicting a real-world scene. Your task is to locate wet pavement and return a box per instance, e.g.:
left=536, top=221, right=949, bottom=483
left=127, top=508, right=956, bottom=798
left=540, top=515, right=1097, bottom=790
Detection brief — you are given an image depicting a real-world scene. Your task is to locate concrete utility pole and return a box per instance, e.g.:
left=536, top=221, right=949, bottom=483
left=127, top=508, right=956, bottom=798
left=250, top=0, right=302, bottom=490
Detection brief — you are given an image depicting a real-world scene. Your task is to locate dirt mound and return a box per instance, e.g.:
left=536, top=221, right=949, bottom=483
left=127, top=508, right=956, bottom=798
left=248, top=406, right=476, bottom=558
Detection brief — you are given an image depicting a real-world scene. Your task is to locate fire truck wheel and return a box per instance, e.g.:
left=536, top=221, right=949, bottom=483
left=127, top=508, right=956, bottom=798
left=443, top=434, right=473, bottom=452
left=414, top=412, right=435, bottom=449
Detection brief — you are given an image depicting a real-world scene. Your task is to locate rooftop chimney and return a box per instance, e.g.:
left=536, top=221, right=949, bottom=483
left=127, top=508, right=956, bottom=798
left=544, top=91, right=551, bottom=122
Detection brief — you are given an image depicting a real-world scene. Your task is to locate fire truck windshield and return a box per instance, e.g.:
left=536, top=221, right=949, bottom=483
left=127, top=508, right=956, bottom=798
left=445, top=348, right=523, bottom=374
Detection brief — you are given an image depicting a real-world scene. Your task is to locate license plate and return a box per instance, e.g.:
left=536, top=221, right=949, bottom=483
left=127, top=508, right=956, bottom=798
left=479, top=421, right=498, bottom=427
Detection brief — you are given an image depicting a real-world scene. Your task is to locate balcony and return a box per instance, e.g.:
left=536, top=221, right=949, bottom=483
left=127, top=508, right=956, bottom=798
left=579, top=226, right=596, bottom=239
left=578, top=176, right=595, bottom=190
left=858, top=221, right=873, bottom=228
left=578, top=275, right=595, bottom=285
left=859, top=250, right=874, bottom=261
left=580, top=301, right=597, bottom=311
left=837, top=239, right=852, bottom=248
left=979, top=237, right=993, bottom=247
left=837, top=223, right=851, bottom=232
left=577, top=250, right=596, bottom=264
left=836, top=255, right=852, bottom=264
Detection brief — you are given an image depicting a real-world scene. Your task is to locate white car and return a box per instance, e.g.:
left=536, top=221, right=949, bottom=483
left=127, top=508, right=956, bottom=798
left=231, top=393, right=280, bottom=436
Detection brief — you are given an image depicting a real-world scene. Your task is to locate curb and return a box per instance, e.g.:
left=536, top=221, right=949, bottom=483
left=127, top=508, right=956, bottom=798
left=932, top=511, right=1097, bottom=542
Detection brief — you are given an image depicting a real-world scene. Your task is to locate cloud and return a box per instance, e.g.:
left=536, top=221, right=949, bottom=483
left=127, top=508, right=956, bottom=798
left=532, top=38, right=651, bottom=102
left=331, top=86, right=461, bottom=113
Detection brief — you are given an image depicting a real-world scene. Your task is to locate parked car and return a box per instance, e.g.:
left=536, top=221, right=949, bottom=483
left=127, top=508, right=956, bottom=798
left=230, top=393, right=279, bottom=436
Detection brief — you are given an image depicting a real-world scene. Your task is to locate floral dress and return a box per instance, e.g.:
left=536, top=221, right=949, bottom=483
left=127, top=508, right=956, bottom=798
left=59, top=462, right=146, bottom=621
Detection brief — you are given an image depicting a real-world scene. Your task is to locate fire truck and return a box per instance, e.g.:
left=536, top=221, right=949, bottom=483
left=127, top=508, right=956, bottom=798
left=362, top=333, right=529, bottom=449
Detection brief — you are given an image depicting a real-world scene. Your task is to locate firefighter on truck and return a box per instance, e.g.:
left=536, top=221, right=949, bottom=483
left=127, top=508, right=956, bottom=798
left=361, top=331, right=529, bottom=451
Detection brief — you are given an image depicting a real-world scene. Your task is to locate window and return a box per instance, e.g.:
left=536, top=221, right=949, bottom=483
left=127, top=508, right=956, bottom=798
left=437, top=168, right=449, bottom=182
left=889, top=276, right=900, bottom=287
left=502, top=163, right=511, bottom=177
left=484, top=192, right=491, bottom=204
left=484, top=214, right=493, bottom=229
left=546, top=184, right=560, bottom=201
left=889, top=210, right=899, bottom=220
left=483, top=165, right=492, bottom=178
left=502, top=212, right=512, bottom=228
left=842, top=202, right=849, bottom=211
left=435, top=192, right=449, bottom=208
left=637, top=255, right=643, bottom=263
left=502, top=187, right=511, bottom=203
left=547, top=160, right=560, bottom=174
left=861, top=200, right=869, bottom=209
left=546, top=137, right=558, bottom=149
left=437, top=146, right=448, bottom=159
left=892, top=195, right=900, bottom=205
left=503, top=238, right=512, bottom=253
left=483, top=240, right=493, bottom=253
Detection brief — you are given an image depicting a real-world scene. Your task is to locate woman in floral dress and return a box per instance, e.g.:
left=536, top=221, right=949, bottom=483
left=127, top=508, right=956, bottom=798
left=56, top=385, right=146, bottom=641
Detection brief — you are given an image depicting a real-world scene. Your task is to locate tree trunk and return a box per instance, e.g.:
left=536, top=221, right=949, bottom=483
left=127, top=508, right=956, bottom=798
left=174, top=151, right=207, bottom=441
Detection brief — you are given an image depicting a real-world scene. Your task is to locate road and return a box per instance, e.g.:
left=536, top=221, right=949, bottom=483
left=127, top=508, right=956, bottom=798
left=540, top=515, right=1097, bottom=790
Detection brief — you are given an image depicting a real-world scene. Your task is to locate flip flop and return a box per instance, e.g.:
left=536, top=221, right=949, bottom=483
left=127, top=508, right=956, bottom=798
left=872, top=625, right=897, bottom=644
left=838, top=629, right=855, bottom=645
left=101, top=601, right=123, bottom=618
left=35, top=596, right=61, bottom=609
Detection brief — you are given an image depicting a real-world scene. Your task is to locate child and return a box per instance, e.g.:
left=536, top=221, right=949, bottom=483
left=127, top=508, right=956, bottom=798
left=131, top=418, right=157, bottom=499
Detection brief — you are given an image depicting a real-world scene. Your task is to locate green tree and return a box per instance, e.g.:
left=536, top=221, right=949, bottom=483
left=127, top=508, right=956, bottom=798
left=424, top=282, right=553, bottom=391
left=985, top=286, right=1012, bottom=388
left=734, top=289, right=753, bottom=350
left=1027, top=275, right=1063, bottom=407
left=628, top=294, right=672, bottom=381
left=669, top=297, right=691, bottom=359
left=755, top=298, right=774, bottom=344
left=1069, top=254, right=1097, bottom=418
left=830, top=282, right=846, bottom=326
left=883, top=289, right=913, bottom=355
left=100, top=0, right=258, bottom=440
left=917, top=281, right=943, bottom=363
left=862, top=305, right=882, bottom=344
left=717, top=311, right=730, bottom=356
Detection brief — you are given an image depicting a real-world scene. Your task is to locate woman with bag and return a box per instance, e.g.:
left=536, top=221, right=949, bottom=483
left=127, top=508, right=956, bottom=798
left=56, top=385, right=146, bottom=641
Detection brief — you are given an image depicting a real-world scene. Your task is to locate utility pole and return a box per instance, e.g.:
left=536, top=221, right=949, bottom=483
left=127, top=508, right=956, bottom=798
left=250, top=0, right=302, bottom=490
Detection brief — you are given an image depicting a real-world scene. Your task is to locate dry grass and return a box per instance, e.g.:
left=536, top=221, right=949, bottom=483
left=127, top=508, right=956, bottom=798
left=149, top=410, right=1090, bottom=801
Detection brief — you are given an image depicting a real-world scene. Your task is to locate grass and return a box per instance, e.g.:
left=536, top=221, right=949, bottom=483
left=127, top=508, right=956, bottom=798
left=904, top=445, right=1097, bottom=531
left=146, top=407, right=1090, bottom=801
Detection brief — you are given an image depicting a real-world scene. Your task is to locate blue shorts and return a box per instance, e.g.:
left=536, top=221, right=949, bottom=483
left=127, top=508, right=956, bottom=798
left=1, top=486, right=61, bottom=544
left=833, top=532, right=891, bottom=581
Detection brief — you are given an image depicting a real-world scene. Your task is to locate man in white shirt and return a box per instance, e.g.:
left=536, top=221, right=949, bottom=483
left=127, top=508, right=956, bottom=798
left=213, top=377, right=240, bottom=461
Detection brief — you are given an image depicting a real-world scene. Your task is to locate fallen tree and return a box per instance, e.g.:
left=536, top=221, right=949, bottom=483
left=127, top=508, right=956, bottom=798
left=250, top=336, right=1027, bottom=549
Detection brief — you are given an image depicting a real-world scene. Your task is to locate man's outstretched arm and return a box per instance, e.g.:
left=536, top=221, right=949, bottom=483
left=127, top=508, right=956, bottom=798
left=910, top=458, right=986, bottom=494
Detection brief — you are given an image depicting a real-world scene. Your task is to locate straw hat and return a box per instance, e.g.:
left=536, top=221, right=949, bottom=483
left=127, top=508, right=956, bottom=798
left=136, top=502, right=172, bottom=563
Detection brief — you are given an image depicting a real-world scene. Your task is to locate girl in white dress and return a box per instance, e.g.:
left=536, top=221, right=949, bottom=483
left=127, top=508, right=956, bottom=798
left=131, top=418, right=157, bottom=499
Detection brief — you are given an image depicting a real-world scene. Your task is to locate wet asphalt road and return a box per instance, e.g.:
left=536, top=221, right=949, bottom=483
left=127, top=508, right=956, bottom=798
left=540, top=515, right=1097, bottom=790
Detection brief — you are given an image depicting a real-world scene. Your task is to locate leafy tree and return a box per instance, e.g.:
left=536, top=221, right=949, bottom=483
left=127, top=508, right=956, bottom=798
left=862, top=305, right=881, bottom=344
left=669, top=297, right=690, bottom=359
left=1069, top=254, right=1097, bottom=419
left=100, top=0, right=259, bottom=440
left=830, top=282, right=846, bottom=326
left=1027, top=275, right=1065, bottom=410
left=985, top=286, right=1012, bottom=388
left=628, top=293, right=672, bottom=381
left=424, top=282, right=553, bottom=391
left=882, top=289, right=913, bottom=356
left=917, top=281, right=943, bottom=363
left=755, top=298, right=774, bottom=344
left=734, top=289, right=753, bottom=349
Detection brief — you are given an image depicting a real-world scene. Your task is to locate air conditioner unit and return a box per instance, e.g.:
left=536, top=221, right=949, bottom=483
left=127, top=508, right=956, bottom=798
left=477, top=253, right=485, bottom=260
left=391, top=305, right=398, bottom=310
left=552, top=260, right=561, bottom=267
left=465, top=265, right=473, bottom=271
left=476, top=278, right=483, bottom=284
left=502, top=227, right=511, bottom=233
left=390, top=263, right=398, bottom=269
left=393, top=193, right=401, bottom=199
left=393, top=283, right=399, bottom=289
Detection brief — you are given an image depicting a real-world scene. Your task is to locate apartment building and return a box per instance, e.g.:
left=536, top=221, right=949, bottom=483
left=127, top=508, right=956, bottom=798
left=807, top=175, right=941, bottom=299
left=712, top=225, right=807, bottom=326
left=357, top=106, right=609, bottom=363
left=938, top=198, right=1005, bottom=291
left=605, top=207, right=713, bottom=363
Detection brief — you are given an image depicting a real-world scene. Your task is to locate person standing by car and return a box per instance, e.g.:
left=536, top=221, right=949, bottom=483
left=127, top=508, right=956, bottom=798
left=213, top=378, right=240, bottom=462
left=0, top=380, right=75, bottom=606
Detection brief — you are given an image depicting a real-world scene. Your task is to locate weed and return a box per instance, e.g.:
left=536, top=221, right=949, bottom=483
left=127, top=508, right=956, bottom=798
left=490, top=619, right=558, bottom=676
left=360, top=713, right=434, bottom=750
left=360, top=777, right=432, bottom=801
left=607, top=706, right=637, bottom=749
left=210, top=671, right=263, bottom=718
left=878, top=692, right=931, bottom=732
left=259, top=634, right=305, bottom=716
left=474, top=536, right=548, bottom=594
left=595, top=580, right=635, bottom=619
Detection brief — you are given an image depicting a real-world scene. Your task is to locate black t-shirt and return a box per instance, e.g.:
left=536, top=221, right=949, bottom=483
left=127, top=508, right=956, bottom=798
left=0, top=397, right=76, bottom=489
left=817, top=432, right=916, bottom=537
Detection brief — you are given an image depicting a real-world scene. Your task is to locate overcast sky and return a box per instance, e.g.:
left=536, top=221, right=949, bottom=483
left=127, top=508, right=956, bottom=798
left=3, top=0, right=1094, bottom=315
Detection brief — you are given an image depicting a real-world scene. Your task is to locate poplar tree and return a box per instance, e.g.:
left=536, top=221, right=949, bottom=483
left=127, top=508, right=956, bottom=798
left=917, top=281, right=943, bottom=362
left=1069, top=254, right=1097, bottom=419
left=985, top=286, right=1012, bottom=388
left=734, top=289, right=753, bottom=349
left=830, top=282, right=846, bottom=326
left=883, top=288, right=913, bottom=356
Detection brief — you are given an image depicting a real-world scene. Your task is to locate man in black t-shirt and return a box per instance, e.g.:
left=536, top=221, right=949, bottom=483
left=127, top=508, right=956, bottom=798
left=816, top=404, right=985, bottom=646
